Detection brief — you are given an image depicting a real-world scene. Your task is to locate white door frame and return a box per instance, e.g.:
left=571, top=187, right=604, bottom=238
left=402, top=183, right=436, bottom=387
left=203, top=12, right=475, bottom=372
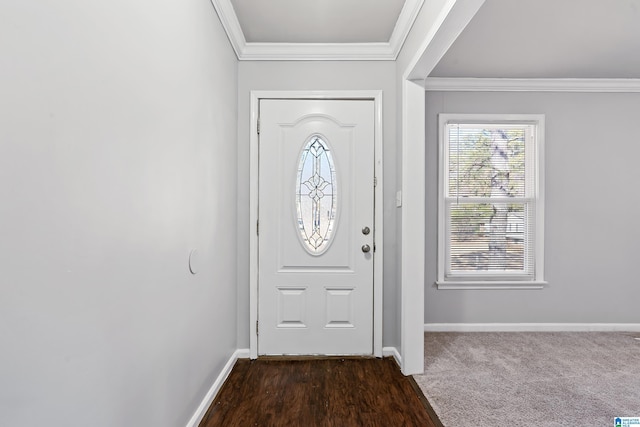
left=249, top=90, right=383, bottom=359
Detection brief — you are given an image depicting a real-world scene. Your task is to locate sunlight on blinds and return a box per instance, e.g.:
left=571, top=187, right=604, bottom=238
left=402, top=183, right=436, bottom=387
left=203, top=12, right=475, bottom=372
left=445, top=123, right=536, bottom=280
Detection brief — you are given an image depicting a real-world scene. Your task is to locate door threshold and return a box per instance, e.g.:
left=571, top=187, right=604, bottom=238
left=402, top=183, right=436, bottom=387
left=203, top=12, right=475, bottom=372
left=256, top=355, right=379, bottom=361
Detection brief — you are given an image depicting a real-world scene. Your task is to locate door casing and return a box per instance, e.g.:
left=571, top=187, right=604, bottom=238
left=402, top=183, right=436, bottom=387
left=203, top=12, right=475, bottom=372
left=249, top=90, right=383, bottom=359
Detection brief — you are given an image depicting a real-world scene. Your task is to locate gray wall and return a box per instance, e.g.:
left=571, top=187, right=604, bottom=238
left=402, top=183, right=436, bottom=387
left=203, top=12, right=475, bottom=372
left=236, top=61, right=399, bottom=348
left=425, top=91, right=640, bottom=323
left=0, top=1, right=238, bottom=426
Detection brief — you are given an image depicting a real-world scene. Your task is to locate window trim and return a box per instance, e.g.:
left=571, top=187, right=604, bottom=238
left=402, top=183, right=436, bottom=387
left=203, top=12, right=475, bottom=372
left=437, top=114, right=546, bottom=290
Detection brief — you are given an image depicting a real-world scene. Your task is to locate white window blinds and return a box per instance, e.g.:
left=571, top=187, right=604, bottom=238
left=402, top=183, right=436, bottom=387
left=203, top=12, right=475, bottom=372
left=438, top=116, right=544, bottom=285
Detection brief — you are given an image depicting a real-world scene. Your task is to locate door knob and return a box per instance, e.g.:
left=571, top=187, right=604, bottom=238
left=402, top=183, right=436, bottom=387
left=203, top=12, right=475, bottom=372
left=362, top=226, right=370, bottom=235
left=361, top=244, right=371, bottom=253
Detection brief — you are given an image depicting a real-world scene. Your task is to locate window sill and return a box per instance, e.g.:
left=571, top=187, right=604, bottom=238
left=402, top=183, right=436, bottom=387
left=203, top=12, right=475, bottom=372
left=436, top=281, right=548, bottom=290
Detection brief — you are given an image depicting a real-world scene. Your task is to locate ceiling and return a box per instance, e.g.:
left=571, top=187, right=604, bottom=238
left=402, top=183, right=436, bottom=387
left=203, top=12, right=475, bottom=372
left=213, top=0, right=423, bottom=60
left=214, top=0, right=640, bottom=79
left=431, top=0, right=640, bottom=79
left=230, top=0, right=405, bottom=43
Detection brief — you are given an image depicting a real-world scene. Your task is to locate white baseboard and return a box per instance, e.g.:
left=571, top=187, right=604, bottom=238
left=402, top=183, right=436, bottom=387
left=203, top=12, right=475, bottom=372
left=425, top=323, right=640, bottom=332
left=235, top=348, right=250, bottom=358
left=382, top=346, right=402, bottom=367
left=186, top=348, right=250, bottom=427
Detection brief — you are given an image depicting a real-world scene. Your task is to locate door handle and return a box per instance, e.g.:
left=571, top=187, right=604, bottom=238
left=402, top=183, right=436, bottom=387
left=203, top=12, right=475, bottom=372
left=361, top=244, right=371, bottom=253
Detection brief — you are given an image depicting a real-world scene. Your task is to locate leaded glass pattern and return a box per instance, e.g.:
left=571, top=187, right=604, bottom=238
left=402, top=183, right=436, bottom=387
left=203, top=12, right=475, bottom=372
left=296, top=136, right=337, bottom=254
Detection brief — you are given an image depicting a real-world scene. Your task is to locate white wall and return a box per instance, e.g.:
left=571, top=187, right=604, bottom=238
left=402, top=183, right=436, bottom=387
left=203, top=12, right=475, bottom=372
left=392, top=0, right=452, bottom=370
left=425, top=91, right=640, bottom=323
left=0, top=1, right=237, bottom=426
left=236, top=61, right=399, bottom=348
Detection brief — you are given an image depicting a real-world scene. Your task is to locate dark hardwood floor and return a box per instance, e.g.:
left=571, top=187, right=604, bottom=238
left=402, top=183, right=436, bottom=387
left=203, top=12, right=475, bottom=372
left=199, top=356, right=441, bottom=427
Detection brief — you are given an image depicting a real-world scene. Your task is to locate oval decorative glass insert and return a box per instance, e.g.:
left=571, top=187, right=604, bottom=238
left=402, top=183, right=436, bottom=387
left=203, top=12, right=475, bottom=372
left=296, top=136, right=337, bottom=254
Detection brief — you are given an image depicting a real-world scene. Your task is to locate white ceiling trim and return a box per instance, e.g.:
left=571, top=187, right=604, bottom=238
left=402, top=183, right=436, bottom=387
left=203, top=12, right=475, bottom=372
left=425, top=77, right=640, bottom=93
left=406, top=0, right=485, bottom=81
left=210, top=0, right=244, bottom=59
left=211, top=0, right=424, bottom=61
left=240, top=42, right=396, bottom=61
left=387, top=0, right=426, bottom=60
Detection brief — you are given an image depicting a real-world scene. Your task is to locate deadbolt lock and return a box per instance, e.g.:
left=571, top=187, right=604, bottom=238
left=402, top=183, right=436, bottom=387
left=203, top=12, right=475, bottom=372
left=362, top=226, right=370, bottom=235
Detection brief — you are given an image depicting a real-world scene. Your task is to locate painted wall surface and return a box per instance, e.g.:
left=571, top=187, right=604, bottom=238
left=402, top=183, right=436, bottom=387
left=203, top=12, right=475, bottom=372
left=425, top=91, right=640, bottom=323
left=236, top=61, right=399, bottom=348
left=0, top=1, right=237, bottom=426
left=393, top=0, right=450, bottom=358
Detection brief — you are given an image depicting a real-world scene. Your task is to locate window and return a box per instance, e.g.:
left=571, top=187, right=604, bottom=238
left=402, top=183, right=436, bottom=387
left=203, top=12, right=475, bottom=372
left=437, top=114, right=545, bottom=289
left=296, top=135, right=338, bottom=255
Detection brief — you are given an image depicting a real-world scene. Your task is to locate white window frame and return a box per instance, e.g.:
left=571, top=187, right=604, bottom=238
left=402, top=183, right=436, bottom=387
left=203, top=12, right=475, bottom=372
left=437, top=114, right=547, bottom=290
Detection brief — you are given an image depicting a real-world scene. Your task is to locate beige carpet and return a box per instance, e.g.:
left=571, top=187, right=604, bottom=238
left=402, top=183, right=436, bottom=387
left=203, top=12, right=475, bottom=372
left=413, top=332, right=640, bottom=427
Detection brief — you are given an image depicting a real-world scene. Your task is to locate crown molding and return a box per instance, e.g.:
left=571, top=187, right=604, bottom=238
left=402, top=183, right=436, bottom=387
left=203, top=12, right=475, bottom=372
left=388, top=0, right=425, bottom=61
left=239, top=42, right=397, bottom=61
left=425, top=77, right=640, bottom=92
left=210, top=0, right=245, bottom=59
left=406, top=0, right=485, bottom=81
left=210, top=0, right=424, bottom=61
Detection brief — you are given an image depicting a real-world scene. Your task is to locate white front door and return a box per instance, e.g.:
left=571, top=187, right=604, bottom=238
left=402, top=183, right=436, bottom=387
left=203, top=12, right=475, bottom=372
left=258, top=99, right=375, bottom=355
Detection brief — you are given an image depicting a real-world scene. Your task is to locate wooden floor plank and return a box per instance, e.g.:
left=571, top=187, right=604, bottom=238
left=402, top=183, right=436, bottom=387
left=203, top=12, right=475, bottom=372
left=199, top=357, right=439, bottom=427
